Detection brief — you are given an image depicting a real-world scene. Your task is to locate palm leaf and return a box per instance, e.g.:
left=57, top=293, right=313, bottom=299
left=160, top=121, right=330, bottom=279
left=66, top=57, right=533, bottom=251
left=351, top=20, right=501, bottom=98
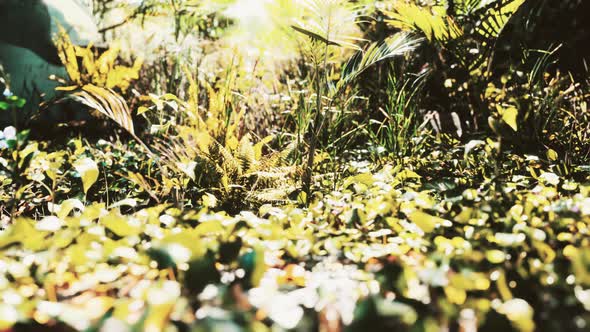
left=471, top=0, right=526, bottom=39
left=292, top=0, right=366, bottom=50
left=462, top=0, right=526, bottom=71
left=291, top=25, right=341, bottom=46
left=338, top=33, right=422, bottom=88
left=383, top=0, right=527, bottom=72
left=384, top=3, right=463, bottom=43
left=71, top=84, right=136, bottom=135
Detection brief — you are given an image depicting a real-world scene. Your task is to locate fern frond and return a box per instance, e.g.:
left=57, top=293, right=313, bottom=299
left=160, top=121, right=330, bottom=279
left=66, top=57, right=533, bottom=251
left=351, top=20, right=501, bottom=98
left=214, top=141, right=242, bottom=176
left=245, top=166, right=300, bottom=181
left=279, top=140, right=298, bottom=162
left=246, top=187, right=295, bottom=205
left=254, top=135, right=275, bottom=160
left=237, top=134, right=256, bottom=173
left=55, top=25, right=81, bottom=85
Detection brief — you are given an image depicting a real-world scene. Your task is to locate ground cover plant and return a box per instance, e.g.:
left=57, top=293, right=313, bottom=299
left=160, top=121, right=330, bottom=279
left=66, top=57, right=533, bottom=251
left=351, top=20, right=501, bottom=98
left=0, top=0, right=589, bottom=331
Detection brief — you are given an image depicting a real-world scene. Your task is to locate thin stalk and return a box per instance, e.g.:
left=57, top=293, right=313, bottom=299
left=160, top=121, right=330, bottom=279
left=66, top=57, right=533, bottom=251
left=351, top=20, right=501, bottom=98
left=303, top=8, right=333, bottom=205
left=302, top=59, right=323, bottom=206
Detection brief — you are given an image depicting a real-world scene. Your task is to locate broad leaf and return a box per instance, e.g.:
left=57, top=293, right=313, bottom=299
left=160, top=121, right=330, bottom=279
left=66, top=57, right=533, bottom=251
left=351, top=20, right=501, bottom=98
left=74, top=157, right=99, bottom=194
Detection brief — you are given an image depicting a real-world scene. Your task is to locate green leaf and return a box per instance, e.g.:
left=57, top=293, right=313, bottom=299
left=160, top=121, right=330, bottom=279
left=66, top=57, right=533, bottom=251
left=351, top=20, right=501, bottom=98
left=137, top=106, right=150, bottom=115
left=486, top=249, right=506, bottom=263
left=185, top=253, right=220, bottom=294
left=239, top=245, right=267, bottom=288
left=175, top=161, right=197, bottom=181
left=202, top=193, right=218, bottom=208
left=101, top=212, right=142, bottom=237
left=291, top=25, right=341, bottom=46
left=445, top=285, right=467, bottom=305
left=0, top=303, right=18, bottom=330
left=14, top=97, right=26, bottom=108
left=407, top=211, right=445, bottom=233
left=74, top=157, right=99, bottom=194
left=501, top=106, right=518, bottom=131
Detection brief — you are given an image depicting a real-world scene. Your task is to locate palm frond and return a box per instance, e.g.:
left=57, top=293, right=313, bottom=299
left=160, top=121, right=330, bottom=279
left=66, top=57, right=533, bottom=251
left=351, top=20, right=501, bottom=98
left=338, top=32, right=422, bottom=89
left=456, top=0, right=526, bottom=71
left=71, top=84, right=135, bottom=135
left=384, top=2, right=463, bottom=43
left=291, top=25, right=341, bottom=46
left=472, top=0, right=526, bottom=40
left=453, top=0, right=492, bottom=16
left=292, top=0, right=366, bottom=50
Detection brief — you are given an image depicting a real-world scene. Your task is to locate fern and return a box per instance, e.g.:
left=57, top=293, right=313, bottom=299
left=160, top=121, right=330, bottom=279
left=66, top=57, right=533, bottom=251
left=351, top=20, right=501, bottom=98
left=154, top=121, right=298, bottom=207
left=54, top=26, right=143, bottom=93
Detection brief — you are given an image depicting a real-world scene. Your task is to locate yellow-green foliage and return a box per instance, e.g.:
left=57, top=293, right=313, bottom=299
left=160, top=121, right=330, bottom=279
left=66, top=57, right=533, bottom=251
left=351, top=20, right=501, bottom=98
left=55, top=26, right=143, bottom=93
left=1, top=151, right=590, bottom=331
left=384, top=1, right=463, bottom=43
left=140, top=67, right=299, bottom=206
left=53, top=26, right=144, bottom=143
left=1, top=1, right=590, bottom=331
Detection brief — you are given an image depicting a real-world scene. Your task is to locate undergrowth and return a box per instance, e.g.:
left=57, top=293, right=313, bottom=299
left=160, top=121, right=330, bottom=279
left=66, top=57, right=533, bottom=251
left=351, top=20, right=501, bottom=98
left=1, top=1, right=589, bottom=331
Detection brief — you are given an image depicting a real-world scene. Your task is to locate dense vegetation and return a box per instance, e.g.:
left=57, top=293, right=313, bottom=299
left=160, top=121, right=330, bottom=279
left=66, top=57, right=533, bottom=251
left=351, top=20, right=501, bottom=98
left=1, top=1, right=589, bottom=331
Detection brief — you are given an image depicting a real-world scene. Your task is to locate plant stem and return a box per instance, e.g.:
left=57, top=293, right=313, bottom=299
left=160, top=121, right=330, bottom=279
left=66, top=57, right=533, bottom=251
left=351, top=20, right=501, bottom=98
left=302, top=60, right=322, bottom=206
left=302, top=11, right=333, bottom=206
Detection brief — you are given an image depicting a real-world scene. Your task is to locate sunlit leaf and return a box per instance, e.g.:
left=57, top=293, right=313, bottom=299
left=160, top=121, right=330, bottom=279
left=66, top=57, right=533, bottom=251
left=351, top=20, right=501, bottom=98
left=74, top=157, right=99, bottom=194
left=486, top=249, right=506, bottom=264
left=500, top=105, right=518, bottom=131
left=291, top=25, right=341, bottom=46
left=407, top=211, right=447, bottom=233
left=101, top=212, right=141, bottom=237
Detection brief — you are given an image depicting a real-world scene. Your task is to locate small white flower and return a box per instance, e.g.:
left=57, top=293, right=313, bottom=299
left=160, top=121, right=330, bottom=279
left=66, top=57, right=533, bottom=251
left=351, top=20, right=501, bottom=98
left=3, top=87, right=12, bottom=97
left=464, top=140, right=485, bottom=156
left=498, top=298, right=534, bottom=322
left=575, top=286, right=590, bottom=311
left=3, top=126, right=16, bottom=140
left=539, top=172, right=560, bottom=186
left=581, top=198, right=590, bottom=216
